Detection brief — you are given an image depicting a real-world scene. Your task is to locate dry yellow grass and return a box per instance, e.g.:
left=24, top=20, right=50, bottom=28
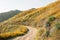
left=0, top=25, right=28, bottom=38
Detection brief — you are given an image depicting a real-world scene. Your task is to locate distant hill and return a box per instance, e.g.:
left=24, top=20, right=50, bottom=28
left=0, top=10, right=21, bottom=22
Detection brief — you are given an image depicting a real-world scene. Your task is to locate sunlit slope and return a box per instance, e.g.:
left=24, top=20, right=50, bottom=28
left=0, top=1, right=60, bottom=26
left=34, top=1, right=60, bottom=40
left=34, top=10, right=60, bottom=40
left=0, top=8, right=36, bottom=25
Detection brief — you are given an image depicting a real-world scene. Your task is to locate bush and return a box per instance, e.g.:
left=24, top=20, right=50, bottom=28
left=48, top=16, right=56, bottom=22
left=45, top=22, right=51, bottom=27
left=55, top=23, right=60, bottom=30
left=45, top=16, right=55, bottom=28
left=45, top=31, right=50, bottom=37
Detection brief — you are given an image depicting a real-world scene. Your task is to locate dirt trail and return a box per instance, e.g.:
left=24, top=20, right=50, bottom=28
left=9, top=26, right=37, bottom=40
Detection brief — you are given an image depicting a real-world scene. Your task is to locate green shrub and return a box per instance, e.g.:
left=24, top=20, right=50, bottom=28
left=55, top=23, right=60, bottom=30
left=45, top=16, right=56, bottom=28
left=45, top=31, right=50, bottom=37
left=45, top=22, right=51, bottom=27
left=48, top=16, right=56, bottom=22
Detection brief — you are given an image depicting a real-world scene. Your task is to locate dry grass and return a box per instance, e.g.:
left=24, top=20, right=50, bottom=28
left=0, top=25, right=28, bottom=38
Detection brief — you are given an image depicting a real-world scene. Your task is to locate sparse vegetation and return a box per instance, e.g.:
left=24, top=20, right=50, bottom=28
left=45, top=16, right=55, bottom=28
left=55, top=23, right=60, bottom=30
left=45, top=30, right=50, bottom=37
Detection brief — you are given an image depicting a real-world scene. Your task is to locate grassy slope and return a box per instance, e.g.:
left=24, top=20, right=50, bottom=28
left=0, top=25, right=28, bottom=38
left=0, top=8, right=36, bottom=39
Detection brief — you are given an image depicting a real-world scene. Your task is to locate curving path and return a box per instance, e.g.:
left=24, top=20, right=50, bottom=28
left=9, top=26, right=37, bottom=40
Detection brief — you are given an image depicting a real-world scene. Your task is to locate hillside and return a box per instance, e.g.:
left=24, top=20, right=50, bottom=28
left=0, top=0, right=60, bottom=40
left=0, top=10, right=21, bottom=22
